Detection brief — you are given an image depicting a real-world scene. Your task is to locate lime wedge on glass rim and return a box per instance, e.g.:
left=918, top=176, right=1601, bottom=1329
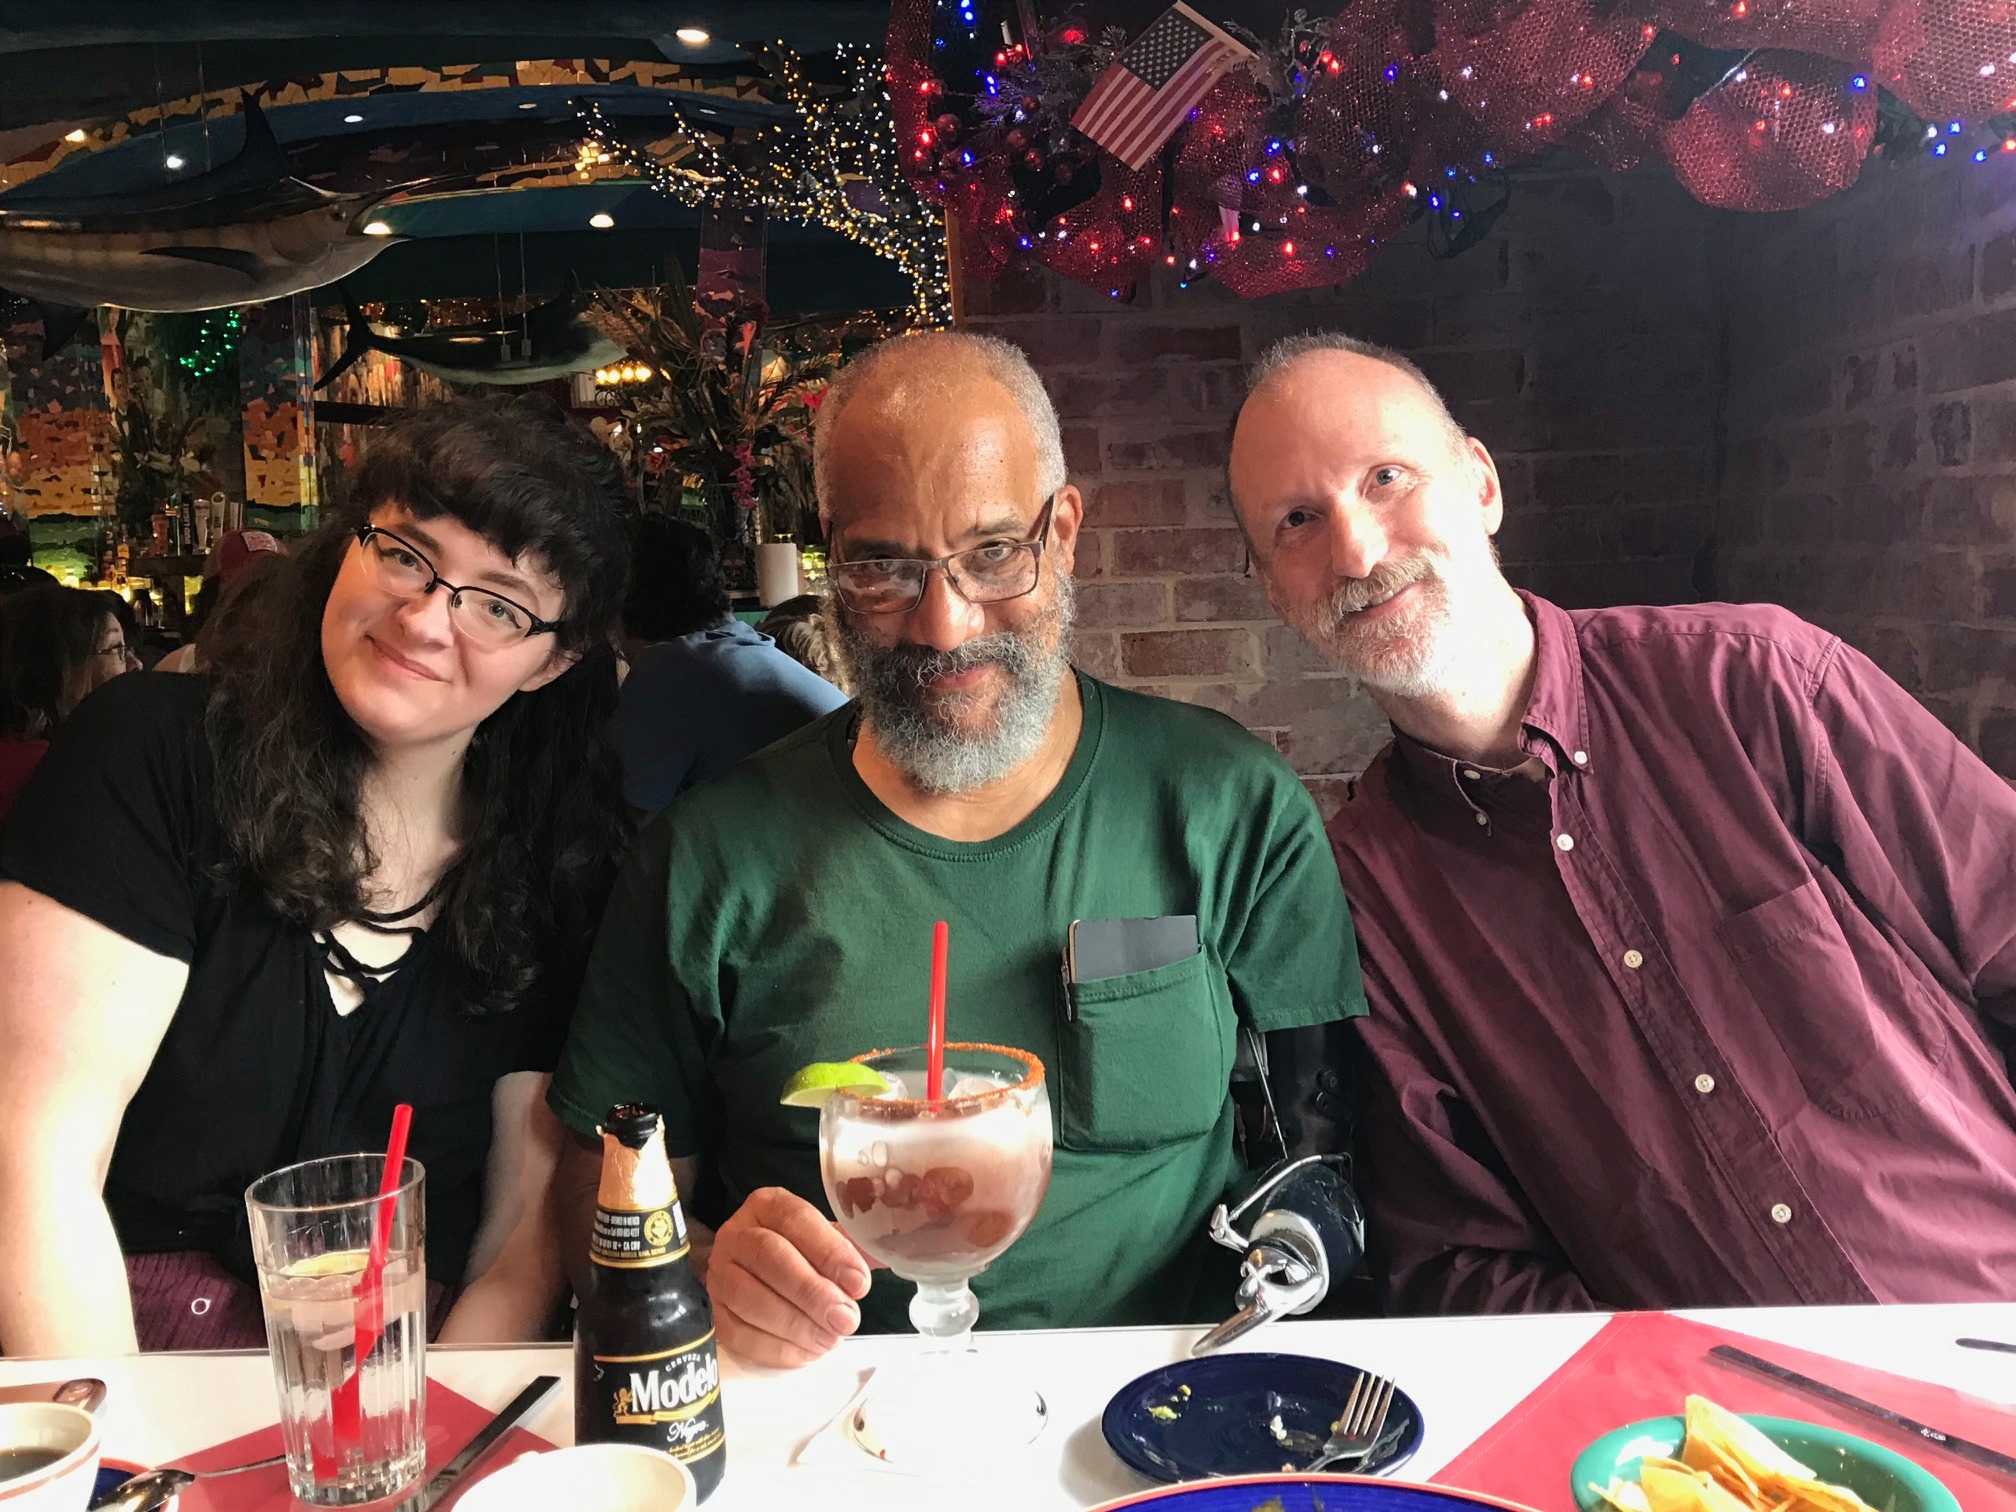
left=779, top=1062, right=893, bottom=1108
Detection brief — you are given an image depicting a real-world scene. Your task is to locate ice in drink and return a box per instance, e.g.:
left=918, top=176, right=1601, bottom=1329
left=257, top=1247, right=428, bottom=1506
left=822, top=1067, right=1053, bottom=1282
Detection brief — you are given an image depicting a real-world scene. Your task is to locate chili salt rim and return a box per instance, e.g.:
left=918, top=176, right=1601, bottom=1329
left=842, top=1040, right=1046, bottom=1116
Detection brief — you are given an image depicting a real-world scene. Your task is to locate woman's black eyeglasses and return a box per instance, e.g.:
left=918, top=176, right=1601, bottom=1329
left=353, top=526, right=559, bottom=648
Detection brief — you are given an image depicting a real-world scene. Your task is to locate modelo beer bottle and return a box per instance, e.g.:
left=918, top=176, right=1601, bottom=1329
left=575, top=1103, right=727, bottom=1499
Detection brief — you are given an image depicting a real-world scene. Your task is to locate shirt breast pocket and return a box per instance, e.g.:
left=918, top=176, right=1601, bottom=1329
left=1715, top=877, right=1951, bottom=1120
left=1056, top=950, right=1233, bottom=1152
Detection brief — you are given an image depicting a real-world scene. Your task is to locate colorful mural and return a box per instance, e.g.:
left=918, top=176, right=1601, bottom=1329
left=239, top=296, right=316, bottom=526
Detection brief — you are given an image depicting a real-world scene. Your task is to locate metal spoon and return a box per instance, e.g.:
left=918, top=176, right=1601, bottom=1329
left=88, top=1453, right=287, bottom=1511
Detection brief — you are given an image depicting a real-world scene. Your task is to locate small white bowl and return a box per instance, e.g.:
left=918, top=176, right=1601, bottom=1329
left=453, top=1442, right=695, bottom=1512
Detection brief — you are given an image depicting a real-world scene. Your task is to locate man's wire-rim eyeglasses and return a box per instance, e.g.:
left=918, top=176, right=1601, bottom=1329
left=353, top=525, right=560, bottom=643
left=827, top=497, right=1058, bottom=615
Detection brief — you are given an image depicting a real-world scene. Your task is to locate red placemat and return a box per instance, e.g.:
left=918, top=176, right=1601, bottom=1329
left=1433, top=1312, right=2016, bottom=1511
left=167, top=1379, right=553, bottom=1512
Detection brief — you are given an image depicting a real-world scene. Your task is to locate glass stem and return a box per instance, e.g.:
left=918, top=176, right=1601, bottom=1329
left=908, top=1279, right=978, bottom=1356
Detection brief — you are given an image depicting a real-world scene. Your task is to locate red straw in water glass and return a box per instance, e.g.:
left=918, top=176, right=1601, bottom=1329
left=926, top=921, right=949, bottom=1101
left=332, top=1103, right=412, bottom=1446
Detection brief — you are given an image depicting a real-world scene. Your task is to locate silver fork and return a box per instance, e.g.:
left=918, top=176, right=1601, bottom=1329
left=1303, top=1371, right=1397, bottom=1474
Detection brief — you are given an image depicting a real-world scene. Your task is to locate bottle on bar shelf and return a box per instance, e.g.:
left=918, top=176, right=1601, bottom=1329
left=573, top=1102, right=727, bottom=1500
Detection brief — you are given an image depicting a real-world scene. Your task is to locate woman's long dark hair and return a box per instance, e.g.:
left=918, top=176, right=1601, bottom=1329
left=0, top=585, right=115, bottom=738
left=205, top=395, right=633, bottom=1015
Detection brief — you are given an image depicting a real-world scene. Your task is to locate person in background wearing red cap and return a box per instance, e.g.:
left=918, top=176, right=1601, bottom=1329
left=156, top=528, right=286, bottom=674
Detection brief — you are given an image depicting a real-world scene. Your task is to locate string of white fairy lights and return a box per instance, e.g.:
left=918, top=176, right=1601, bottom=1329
left=574, top=42, right=953, bottom=326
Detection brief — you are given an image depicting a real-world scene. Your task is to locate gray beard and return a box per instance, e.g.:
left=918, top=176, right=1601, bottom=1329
left=1282, top=555, right=1460, bottom=697
left=831, top=574, right=1076, bottom=796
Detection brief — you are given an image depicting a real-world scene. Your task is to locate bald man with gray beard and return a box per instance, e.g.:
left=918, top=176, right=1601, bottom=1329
left=548, top=331, right=1367, bottom=1367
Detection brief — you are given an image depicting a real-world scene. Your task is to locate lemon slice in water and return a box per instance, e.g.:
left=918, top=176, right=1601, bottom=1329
left=779, top=1062, right=892, bottom=1107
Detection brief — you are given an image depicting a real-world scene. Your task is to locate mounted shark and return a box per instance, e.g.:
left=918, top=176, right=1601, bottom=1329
left=316, top=288, right=626, bottom=389
left=0, top=95, right=413, bottom=314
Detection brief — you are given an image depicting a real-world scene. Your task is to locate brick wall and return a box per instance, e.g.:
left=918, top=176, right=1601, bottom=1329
left=1715, top=161, right=2016, bottom=777
left=962, top=164, right=1725, bottom=812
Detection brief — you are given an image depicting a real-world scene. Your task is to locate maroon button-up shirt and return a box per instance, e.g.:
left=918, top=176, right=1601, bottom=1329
left=1333, top=593, right=2016, bottom=1314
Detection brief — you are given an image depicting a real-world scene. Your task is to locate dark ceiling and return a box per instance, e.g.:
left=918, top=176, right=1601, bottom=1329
left=0, top=0, right=901, bottom=314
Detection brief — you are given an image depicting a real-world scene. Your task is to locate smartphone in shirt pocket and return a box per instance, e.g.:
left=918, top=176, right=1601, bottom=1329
left=1057, top=915, right=1231, bottom=1152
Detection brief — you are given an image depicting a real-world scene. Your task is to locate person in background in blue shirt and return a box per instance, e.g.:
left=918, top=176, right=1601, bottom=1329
left=615, top=515, right=847, bottom=815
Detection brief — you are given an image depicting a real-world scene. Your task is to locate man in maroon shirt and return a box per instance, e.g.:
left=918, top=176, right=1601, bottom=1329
left=1226, top=332, right=2016, bottom=1314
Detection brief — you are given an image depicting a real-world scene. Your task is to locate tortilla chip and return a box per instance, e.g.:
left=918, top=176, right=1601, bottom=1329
left=1674, top=1397, right=1875, bottom=1512
left=1682, top=1396, right=1815, bottom=1485
left=1592, top=1478, right=1654, bottom=1512
left=1640, top=1459, right=1757, bottom=1512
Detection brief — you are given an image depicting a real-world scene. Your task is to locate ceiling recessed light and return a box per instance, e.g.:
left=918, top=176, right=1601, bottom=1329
left=518, top=101, right=539, bottom=110
left=64, top=128, right=86, bottom=143
left=164, top=154, right=184, bottom=169
left=674, top=27, right=710, bottom=45
left=363, top=220, right=393, bottom=236
left=589, top=211, right=616, bottom=228
left=343, top=113, right=364, bottom=124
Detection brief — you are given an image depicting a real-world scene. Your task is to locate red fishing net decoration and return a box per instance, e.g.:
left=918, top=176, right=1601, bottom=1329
left=1431, top=0, right=1656, bottom=144
left=1168, top=74, right=1264, bottom=270
left=1029, top=157, right=1165, bottom=291
left=1666, top=48, right=1877, bottom=208
left=1299, top=3, right=1431, bottom=201
left=1566, top=62, right=1674, bottom=169
left=1872, top=0, right=2016, bottom=121
left=1646, top=0, right=1887, bottom=65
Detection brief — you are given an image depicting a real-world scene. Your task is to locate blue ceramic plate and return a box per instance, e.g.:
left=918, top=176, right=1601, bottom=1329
left=1092, top=1472, right=1545, bottom=1511
left=1103, top=1353, right=1425, bottom=1485
left=1570, top=1413, right=1961, bottom=1512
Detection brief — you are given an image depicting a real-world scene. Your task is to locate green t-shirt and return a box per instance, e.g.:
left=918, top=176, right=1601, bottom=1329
left=549, top=672, right=1366, bottom=1332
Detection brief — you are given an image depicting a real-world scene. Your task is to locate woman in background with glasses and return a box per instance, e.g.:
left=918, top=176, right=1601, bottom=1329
left=0, top=396, right=632, bottom=1355
left=0, top=584, right=137, bottom=824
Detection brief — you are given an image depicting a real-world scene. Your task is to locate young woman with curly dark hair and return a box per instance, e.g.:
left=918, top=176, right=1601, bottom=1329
left=0, top=395, right=631, bottom=1354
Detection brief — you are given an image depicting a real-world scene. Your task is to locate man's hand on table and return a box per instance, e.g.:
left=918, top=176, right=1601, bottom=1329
left=706, top=1186, right=878, bottom=1368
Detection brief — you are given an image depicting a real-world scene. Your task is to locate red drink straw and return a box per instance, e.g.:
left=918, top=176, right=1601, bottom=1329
left=332, top=1102, right=413, bottom=1445
left=926, top=920, right=948, bottom=1101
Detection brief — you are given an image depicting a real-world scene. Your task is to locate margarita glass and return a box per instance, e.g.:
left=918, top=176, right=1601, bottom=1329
left=818, top=1042, right=1052, bottom=1462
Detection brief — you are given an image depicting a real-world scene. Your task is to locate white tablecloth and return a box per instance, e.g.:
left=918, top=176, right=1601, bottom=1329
left=5, top=1303, right=2013, bottom=1508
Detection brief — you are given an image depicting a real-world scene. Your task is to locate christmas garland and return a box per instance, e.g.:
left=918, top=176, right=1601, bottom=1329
left=889, top=0, right=2016, bottom=300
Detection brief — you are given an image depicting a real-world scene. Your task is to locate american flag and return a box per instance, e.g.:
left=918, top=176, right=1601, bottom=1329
left=1072, top=4, right=1254, bottom=171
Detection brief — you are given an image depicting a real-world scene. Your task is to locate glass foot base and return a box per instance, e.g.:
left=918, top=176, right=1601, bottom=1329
left=843, top=1352, right=1048, bottom=1468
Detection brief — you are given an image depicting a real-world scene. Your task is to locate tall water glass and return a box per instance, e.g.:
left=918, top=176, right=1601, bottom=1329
left=246, top=1155, right=428, bottom=1507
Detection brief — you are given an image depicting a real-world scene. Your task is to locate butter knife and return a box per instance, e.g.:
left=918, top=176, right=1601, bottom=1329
left=396, top=1375, right=560, bottom=1512
left=1709, top=1344, right=2016, bottom=1480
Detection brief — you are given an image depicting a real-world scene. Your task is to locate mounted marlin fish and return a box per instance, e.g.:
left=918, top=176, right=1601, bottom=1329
left=0, top=94, right=413, bottom=313
left=316, top=288, right=625, bottom=389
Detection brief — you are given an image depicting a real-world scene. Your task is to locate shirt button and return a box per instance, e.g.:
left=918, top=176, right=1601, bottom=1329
left=1693, top=1073, right=1716, bottom=1095
left=1623, top=949, right=1644, bottom=970
left=1555, top=833, right=1575, bottom=852
left=1474, top=812, right=1489, bottom=826
left=1770, top=1203, right=1793, bottom=1224
left=1571, top=750, right=1589, bottom=766
left=1461, top=768, right=1482, bottom=781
